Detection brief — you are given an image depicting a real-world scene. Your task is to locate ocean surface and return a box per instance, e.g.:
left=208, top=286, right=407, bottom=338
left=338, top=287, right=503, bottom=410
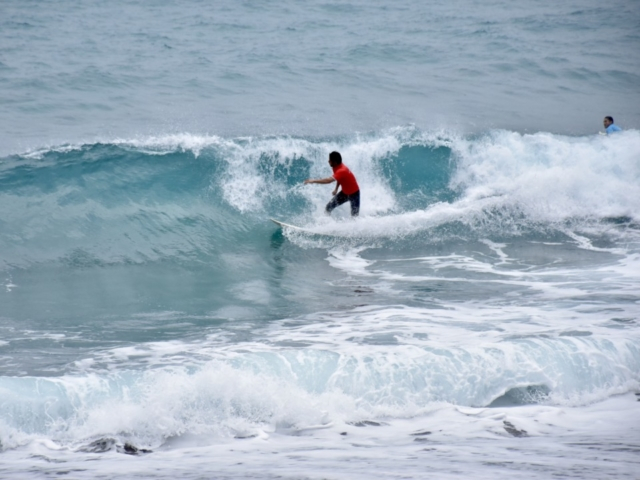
left=1, top=1, right=640, bottom=478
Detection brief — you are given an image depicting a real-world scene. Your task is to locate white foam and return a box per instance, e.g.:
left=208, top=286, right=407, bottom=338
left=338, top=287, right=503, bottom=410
left=1, top=391, right=638, bottom=479
left=268, top=128, right=640, bottom=241
left=450, top=130, right=640, bottom=222
left=214, top=133, right=400, bottom=215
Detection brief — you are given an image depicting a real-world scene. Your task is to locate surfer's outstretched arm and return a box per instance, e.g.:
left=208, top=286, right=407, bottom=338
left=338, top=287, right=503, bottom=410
left=303, top=176, right=335, bottom=185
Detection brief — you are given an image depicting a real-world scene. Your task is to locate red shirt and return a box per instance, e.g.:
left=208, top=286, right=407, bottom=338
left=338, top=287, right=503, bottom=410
left=332, top=163, right=359, bottom=195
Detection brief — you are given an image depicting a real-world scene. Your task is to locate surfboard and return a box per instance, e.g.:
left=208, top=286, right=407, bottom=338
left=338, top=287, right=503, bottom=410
left=270, top=218, right=310, bottom=232
left=270, top=218, right=345, bottom=238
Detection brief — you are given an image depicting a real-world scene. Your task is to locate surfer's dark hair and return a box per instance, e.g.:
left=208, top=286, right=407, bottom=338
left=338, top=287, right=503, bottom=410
left=605, top=116, right=614, bottom=123
left=329, top=151, right=342, bottom=165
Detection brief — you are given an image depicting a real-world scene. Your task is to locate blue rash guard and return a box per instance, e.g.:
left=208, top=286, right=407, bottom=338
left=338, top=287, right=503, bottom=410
left=606, top=124, right=622, bottom=134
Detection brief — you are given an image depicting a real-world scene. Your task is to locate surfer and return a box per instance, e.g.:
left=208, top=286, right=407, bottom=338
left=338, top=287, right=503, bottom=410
left=304, top=151, right=360, bottom=217
left=603, top=116, right=622, bottom=134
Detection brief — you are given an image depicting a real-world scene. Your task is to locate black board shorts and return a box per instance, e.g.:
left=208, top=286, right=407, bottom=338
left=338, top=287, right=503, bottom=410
left=325, top=190, right=360, bottom=217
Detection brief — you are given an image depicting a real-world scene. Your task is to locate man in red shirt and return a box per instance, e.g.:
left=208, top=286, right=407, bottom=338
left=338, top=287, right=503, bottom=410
left=304, top=151, right=360, bottom=217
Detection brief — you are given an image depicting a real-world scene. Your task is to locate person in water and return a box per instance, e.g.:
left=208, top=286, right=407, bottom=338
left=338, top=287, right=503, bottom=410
left=304, top=151, right=360, bottom=217
left=603, top=116, right=622, bottom=134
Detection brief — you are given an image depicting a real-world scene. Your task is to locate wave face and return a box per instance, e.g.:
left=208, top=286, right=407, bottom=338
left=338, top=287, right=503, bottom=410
left=1, top=127, right=639, bottom=268
left=1, top=128, right=640, bottom=477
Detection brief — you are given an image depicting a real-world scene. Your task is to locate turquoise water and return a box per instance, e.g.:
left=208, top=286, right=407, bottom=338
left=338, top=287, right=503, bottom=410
left=1, top=1, right=640, bottom=478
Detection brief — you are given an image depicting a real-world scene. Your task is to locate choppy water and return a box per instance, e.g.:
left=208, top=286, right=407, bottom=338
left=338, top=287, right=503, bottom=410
left=1, top=1, right=639, bottom=479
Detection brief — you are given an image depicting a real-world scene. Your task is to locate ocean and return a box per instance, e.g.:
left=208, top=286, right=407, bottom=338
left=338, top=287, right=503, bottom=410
left=1, top=1, right=639, bottom=478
